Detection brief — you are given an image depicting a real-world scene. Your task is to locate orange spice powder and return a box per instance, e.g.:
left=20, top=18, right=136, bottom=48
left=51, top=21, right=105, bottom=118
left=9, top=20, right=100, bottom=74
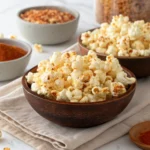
left=0, top=43, right=27, bottom=61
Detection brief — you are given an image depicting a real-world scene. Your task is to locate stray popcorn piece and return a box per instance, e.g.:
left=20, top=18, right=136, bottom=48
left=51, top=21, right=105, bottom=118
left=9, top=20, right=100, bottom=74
left=10, top=35, right=17, bottom=39
left=3, top=148, right=10, bottom=150
left=81, top=14, right=150, bottom=57
left=26, top=50, right=136, bottom=103
left=34, top=44, right=43, bottom=53
left=0, top=33, right=4, bottom=38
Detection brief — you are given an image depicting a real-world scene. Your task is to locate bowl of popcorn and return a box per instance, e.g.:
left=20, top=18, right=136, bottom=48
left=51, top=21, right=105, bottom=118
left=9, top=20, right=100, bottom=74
left=79, top=15, right=150, bottom=77
left=17, top=6, right=79, bottom=44
left=22, top=50, right=136, bottom=128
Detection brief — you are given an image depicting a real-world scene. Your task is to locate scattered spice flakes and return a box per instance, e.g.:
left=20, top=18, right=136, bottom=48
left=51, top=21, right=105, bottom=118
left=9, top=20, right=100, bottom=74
left=20, top=9, right=75, bottom=24
left=33, top=44, right=43, bottom=53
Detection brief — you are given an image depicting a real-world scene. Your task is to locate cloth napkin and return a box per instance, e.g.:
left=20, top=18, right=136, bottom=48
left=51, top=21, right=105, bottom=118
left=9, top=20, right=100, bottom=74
left=0, top=43, right=150, bottom=150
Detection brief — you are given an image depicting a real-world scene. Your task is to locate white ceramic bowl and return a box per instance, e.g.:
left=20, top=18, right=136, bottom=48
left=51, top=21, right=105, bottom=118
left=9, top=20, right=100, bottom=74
left=17, top=6, right=80, bottom=45
left=0, top=38, right=32, bottom=81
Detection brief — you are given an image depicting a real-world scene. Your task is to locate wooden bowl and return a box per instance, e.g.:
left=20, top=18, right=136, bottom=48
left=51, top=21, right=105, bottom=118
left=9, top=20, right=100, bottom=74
left=129, top=121, right=150, bottom=150
left=22, top=66, right=136, bottom=128
left=78, top=29, right=150, bottom=78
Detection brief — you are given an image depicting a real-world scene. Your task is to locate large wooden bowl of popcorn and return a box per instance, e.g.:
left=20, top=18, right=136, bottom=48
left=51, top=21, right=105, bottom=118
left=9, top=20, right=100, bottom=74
left=79, top=15, right=150, bottom=77
left=22, top=50, right=136, bottom=128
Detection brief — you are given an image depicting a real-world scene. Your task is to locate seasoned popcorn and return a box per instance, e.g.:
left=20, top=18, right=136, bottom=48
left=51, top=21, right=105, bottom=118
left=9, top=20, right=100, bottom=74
left=33, top=44, right=43, bottom=53
left=81, top=15, right=150, bottom=57
left=0, top=33, right=4, bottom=38
left=26, top=50, right=136, bottom=103
left=10, top=35, right=17, bottom=39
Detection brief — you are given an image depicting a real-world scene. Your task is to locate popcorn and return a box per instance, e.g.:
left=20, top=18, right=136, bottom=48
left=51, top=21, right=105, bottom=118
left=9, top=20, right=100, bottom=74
left=92, top=87, right=102, bottom=95
left=120, top=24, right=129, bottom=36
left=72, top=89, right=82, bottom=100
left=128, top=25, right=142, bottom=40
left=138, top=49, right=150, bottom=57
left=80, top=96, right=89, bottom=103
left=94, top=70, right=106, bottom=83
left=25, top=72, right=34, bottom=84
left=31, top=83, right=40, bottom=92
left=131, top=40, right=145, bottom=50
left=40, top=72, right=50, bottom=83
left=72, top=79, right=83, bottom=89
left=81, top=15, right=150, bottom=57
left=106, top=45, right=118, bottom=55
left=57, top=89, right=68, bottom=101
left=72, top=56, right=83, bottom=70
left=115, top=71, right=136, bottom=85
left=50, top=52, right=62, bottom=66
left=110, top=82, right=126, bottom=97
left=41, top=86, right=48, bottom=95
left=10, top=35, right=17, bottom=39
left=117, top=36, right=130, bottom=51
left=26, top=50, right=136, bottom=103
left=0, top=33, right=4, bottom=38
left=34, top=44, right=43, bottom=53
left=55, top=79, right=65, bottom=90
left=89, top=76, right=100, bottom=87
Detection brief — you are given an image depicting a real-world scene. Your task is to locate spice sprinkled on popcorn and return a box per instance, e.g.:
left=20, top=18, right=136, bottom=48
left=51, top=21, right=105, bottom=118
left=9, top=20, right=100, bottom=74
left=81, top=15, right=150, bottom=57
left=26, top=50, right=136, bottom=103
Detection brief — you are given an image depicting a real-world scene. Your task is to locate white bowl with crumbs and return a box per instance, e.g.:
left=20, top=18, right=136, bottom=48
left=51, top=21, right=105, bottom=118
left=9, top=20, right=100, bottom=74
left=17, top=6, right=80, bottom=45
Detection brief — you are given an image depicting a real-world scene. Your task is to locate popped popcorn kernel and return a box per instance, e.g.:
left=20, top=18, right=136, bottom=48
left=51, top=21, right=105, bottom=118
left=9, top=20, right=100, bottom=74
left=34, top=44, right=43, bottom=53
left=0, top=33, right=4, bottom=38
left=10, top=35, right=17, bottom=39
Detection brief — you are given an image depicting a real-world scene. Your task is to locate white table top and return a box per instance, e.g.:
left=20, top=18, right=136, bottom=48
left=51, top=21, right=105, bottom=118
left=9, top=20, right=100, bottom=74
left=0, top=0, right=140, bottom=149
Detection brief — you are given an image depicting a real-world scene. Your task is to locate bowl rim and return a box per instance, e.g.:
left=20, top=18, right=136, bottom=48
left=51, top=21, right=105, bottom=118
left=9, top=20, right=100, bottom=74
left=17, top=5, right=80, bottom=26
left=22, top=65, right=136, bottom=106
left=78, top=28, right=150, bottom=60
left=129, top=121, right=150, bottom=149
left=0, top=38, right=32, bottom=64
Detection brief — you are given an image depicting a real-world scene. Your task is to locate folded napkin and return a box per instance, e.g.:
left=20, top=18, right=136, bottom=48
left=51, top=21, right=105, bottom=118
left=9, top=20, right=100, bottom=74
left=0, top=44, right=150, bottom=150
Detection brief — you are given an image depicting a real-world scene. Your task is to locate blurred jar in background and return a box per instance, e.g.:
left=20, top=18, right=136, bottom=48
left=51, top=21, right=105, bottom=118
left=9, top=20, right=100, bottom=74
left=95, top=0, right=150, bottom=23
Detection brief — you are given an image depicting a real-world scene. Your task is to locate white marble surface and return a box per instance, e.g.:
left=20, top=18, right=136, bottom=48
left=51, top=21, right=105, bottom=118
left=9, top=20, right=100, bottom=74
left=0, top=0, right=140, bottom=149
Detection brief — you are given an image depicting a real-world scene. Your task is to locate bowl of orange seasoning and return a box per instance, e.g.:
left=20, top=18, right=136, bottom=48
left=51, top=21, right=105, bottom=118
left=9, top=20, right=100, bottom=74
left=17, top=6, right=79, bottom=44
left=0, top=38, right=32, bottom=81
left=129, top=121, right=150, bottom=150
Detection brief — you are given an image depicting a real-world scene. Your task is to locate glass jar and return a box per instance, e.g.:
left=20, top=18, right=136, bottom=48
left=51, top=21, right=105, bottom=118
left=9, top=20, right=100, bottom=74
left=95, top=0, right=150, bottom=23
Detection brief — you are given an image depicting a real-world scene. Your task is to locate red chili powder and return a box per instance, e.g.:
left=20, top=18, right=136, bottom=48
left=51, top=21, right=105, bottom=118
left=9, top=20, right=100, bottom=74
left=140, top=130, right=150, bottom=145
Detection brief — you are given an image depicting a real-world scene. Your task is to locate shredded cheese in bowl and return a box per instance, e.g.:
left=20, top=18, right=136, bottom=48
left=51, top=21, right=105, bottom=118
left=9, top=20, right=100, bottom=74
left=26, top=50, right=136, bottom=103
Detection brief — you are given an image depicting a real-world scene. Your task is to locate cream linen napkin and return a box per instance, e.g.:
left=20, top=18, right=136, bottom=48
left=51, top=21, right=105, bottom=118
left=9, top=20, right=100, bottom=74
left=0, top=43, right=150, bottom=150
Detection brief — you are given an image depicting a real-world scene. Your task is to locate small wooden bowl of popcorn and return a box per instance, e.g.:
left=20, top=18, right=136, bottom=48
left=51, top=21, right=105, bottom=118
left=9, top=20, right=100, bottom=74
left=17, top=6, right=79, bottom=44
left=79, top=15, right=150, bottom=78
left=22, top=50, right=136, bottom=128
